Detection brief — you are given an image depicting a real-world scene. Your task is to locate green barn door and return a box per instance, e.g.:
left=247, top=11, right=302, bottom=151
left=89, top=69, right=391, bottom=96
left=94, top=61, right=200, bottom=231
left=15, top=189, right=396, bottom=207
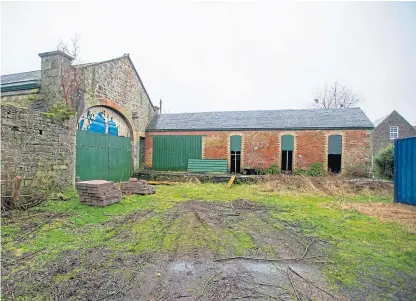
left=76, top=130, right=131, bottom=181
left=152, top=135, right=202, bottom=171
left=108, top=135, right=131, bottom=181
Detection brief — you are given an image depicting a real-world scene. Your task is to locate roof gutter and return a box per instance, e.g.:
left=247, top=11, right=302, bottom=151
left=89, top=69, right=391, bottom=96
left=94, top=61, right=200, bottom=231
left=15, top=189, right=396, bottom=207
left=146, top=126, right=375, bottom=132
left=1, top=80, right=40, bottom=92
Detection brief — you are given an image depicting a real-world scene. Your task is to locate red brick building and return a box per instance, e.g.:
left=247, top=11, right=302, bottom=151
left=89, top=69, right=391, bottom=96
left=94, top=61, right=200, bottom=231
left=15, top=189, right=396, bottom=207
left=145, top=108, right=374, bottom=174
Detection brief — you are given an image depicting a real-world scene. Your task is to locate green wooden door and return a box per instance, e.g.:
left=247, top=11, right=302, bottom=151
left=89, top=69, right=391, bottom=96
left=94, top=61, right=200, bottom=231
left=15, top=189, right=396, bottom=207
left=152, top=135, right=202, bottom=171
left=76, top=130, right=131, bottom=181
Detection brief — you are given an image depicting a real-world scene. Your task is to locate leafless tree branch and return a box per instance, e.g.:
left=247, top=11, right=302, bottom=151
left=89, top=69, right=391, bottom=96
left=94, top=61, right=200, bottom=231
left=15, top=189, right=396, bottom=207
left=313, top=81, right=363, bottom=109
left=56, top=35, right=82, bottom=106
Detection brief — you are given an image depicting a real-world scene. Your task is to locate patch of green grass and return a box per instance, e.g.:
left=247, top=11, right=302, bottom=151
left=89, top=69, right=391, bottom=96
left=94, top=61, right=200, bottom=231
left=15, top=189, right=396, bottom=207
left=2, top=182, right=414, bottom=297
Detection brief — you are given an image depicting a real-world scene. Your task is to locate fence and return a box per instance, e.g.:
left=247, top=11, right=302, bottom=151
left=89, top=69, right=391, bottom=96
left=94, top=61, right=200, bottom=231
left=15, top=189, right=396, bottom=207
left=394, top=137, right=416, bottom=205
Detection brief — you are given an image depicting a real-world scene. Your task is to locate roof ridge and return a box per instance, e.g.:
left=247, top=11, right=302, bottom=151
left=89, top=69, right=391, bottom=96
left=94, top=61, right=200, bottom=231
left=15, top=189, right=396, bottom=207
left=74, top=54, right=129, bottom=68
left=157, top=107, right=362, bottom=115
left=1, top=69, right=41, bottom=77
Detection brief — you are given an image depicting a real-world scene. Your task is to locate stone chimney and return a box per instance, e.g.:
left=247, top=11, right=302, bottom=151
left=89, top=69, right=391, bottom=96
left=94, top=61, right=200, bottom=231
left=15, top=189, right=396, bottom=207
left=38, top=50, right=74, bottom=108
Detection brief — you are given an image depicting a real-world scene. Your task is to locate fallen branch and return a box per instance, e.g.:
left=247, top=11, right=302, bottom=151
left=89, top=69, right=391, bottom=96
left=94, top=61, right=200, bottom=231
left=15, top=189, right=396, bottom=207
left=301, top=237, right=317, bottom=259
left=147, top=181, right=176, bottom=185
left=287, top=267, right=301, bottom=301
left=288, top=266, right=338, bottom=300
left=214, top=255, right=327, bottom=262
left=196, top=271, right=222, bottom=300
left=13, top=213, right=60, bottom=243
left=96, top=273, right=136, bottom=301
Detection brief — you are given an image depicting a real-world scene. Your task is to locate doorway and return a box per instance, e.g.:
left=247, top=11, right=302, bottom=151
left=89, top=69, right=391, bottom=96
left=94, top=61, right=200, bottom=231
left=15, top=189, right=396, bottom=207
left=328, top=135, right=342, bottom=173
left=230, top=135, right=242, bottom=173
left=281, top=135, right=294, bottom=172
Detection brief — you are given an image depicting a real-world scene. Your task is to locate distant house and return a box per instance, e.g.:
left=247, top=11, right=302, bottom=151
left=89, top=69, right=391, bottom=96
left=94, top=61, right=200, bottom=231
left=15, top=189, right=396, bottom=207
left=372, top=110, right=416, bottom=155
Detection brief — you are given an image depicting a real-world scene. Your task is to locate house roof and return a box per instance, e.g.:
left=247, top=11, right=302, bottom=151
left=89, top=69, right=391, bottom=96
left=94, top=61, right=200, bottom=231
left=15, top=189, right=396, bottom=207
left=1, top=70, right=41, bottom=85
left=1, top=54, right=155, bottom=109
left=147, top=107, right=374, bottom=131
left=372, top=113, right=391, bottom=127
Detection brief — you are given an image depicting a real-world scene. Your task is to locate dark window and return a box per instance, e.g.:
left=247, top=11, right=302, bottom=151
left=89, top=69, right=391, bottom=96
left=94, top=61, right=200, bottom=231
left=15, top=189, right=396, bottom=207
left=230, top=151, right=241, bottom=173
left=281, top=150, right=293, bottom=172
left=39, top=130, right=43, bottom=135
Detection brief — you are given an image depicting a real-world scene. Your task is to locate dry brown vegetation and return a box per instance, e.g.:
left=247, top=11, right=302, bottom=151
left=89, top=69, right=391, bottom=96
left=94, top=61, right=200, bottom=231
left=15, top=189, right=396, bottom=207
left=341, top=202, right=416, bottom=233
left=259, top=174, right=393, bottom=196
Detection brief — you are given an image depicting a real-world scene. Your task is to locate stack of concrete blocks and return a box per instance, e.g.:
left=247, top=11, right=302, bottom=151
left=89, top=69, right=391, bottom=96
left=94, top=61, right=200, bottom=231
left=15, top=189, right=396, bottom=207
left=76, top=180, right=122, bottom=206
left=120, top=178, right=156, bottom=195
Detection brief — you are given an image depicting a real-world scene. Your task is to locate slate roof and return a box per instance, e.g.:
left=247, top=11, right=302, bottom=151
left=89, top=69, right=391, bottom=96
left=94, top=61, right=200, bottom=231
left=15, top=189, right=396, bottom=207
left=372, top=114, right=389, bottom=127
left=1, top=70, right=41, bottom=85
left=147, top=107, right=374, bottom=131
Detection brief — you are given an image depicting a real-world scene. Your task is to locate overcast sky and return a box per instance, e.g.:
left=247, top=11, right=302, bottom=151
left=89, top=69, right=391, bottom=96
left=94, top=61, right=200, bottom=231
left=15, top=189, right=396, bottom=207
left=1, top=1, right=415, bottom=124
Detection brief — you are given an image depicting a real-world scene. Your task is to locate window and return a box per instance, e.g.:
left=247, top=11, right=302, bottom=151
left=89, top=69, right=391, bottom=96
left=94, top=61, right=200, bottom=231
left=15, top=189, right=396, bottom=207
left=281, top=135, right=294, bottom=172
left=390, top=126, right=399, bottom=140
left=230, top=135, right=242, bottom=173
left=328, top=135, right=342, bottom=174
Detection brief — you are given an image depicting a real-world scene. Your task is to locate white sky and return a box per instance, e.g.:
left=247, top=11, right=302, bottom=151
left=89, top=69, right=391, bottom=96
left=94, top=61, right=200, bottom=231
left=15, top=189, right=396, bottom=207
left=1, top=1, right=415, bottom=124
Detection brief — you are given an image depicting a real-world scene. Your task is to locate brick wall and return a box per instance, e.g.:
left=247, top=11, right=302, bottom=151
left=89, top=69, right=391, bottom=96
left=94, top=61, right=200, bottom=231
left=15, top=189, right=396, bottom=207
left=1, top=105, right=76, bottom=192
left=145, top=129, right=372, bottom=173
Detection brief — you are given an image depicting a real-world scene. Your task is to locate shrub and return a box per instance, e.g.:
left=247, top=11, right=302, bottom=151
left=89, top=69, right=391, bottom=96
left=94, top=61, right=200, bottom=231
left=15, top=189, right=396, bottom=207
left=266, top=164, right=281, bottom=175
left=253, top=167, right=266, bottom=175
left=374, top=144, right=394, bottom=179
left=294, top=162, right=325, bottom=177
left=343, top=164, right=370, bottom=178
left=43, top=102, right=76, bottom=123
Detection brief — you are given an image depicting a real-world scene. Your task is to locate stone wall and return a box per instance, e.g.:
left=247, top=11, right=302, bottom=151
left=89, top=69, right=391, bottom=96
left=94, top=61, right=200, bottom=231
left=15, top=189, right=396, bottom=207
left=372, top=111, right=416, bottom=155
left=76, top=55, right=158, bottom=169
left=0, top=89, right=39, bottom=108
left=145, top=129, right=372, bottom=174
left=1, top=105, right=76, bottom=193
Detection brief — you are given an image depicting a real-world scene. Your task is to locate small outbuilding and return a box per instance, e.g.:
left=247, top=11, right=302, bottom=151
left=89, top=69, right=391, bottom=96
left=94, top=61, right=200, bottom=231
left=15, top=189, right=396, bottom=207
left=145, top=108, right=374, bottom=174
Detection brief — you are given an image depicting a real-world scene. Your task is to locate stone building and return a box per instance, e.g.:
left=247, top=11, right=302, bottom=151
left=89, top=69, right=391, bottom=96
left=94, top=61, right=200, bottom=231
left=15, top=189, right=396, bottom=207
left=2, top=49, right=376, bottom=192
left=372, top=110, right=416, bottom=155
left=1, top=50, right=158, bottom=191
left=145, top=108, right=374, bottom=175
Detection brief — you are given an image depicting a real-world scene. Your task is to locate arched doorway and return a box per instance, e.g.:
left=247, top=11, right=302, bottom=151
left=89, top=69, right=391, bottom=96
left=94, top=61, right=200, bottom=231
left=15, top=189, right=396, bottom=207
left=76, top=106, right=132, bottom=181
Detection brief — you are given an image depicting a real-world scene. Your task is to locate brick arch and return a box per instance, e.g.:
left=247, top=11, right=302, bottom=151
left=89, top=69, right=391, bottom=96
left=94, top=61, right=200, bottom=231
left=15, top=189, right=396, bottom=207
left=77, top=104, right=134, bottom=141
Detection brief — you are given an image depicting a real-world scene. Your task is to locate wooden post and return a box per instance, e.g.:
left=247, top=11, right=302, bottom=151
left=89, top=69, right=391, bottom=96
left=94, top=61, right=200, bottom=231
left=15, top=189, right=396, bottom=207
left=226, top=175, right=236, bottom=189
left=12, top=176, right=22, bottom=203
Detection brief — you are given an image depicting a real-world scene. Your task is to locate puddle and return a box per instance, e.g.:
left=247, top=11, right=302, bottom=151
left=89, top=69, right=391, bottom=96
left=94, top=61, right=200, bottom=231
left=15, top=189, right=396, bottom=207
left=169, top=261, right=195, bottom=272
left=240, top=261, right=278, bottom=274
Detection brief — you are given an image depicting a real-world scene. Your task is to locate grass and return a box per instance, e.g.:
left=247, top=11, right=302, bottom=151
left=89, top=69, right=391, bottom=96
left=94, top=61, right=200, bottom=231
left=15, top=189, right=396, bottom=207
left=2, top=182, right=415, bottom=298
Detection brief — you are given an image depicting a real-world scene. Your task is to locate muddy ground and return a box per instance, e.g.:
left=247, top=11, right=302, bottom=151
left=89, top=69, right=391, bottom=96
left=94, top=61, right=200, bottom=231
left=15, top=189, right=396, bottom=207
left=2, top=199, right=415, bottom=300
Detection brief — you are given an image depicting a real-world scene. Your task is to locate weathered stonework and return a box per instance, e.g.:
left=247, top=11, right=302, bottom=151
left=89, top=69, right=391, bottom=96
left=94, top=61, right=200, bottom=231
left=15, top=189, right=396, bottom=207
left=75, top=55, right=158, bottom=169
left=1, top=50, right=158, bottom=193
left=1, top=105, right=76, bottom=192
left=145, top=129, right=372, bottom=174
left=372, top=111, right=416, bottom=155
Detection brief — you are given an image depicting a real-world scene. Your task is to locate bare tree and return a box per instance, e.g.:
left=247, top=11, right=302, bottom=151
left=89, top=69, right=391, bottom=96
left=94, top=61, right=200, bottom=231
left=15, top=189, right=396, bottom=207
left=56, top=35, right=82, bottom=106
left=313, top=81, right=363, bottom=108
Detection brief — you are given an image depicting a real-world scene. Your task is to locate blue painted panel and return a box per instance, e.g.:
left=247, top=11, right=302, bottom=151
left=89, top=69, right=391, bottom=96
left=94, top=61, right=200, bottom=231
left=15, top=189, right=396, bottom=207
left=78, top=106, right=130, bottom=137
left=394, top=137, right=416, bottom=205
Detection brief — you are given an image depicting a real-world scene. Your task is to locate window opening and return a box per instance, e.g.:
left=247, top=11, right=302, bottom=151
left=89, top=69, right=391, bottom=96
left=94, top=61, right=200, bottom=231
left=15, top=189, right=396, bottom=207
left=328, top=135, right=342, bottom=174
left=390, top=126, right=398, bottom=140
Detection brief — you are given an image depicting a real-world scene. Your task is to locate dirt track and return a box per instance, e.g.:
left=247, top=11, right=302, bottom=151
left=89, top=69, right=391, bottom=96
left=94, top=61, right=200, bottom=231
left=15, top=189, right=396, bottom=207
left=2, top=198, right=415, bottom=300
